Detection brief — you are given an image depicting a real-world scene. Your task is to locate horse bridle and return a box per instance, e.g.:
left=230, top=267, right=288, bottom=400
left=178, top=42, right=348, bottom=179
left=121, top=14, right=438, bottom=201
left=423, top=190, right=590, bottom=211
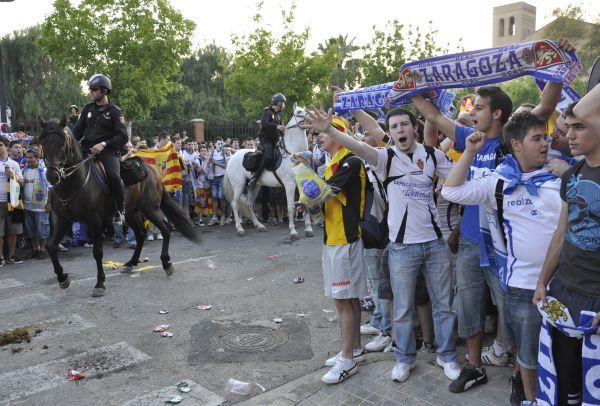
left=285, top=110, right=308, bottom=130
left=46, top=155, right=93, bottom=187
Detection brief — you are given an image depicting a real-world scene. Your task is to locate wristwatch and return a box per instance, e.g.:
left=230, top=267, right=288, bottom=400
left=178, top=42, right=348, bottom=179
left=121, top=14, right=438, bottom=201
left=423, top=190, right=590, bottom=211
left=101, top=141, right=107, bottom=147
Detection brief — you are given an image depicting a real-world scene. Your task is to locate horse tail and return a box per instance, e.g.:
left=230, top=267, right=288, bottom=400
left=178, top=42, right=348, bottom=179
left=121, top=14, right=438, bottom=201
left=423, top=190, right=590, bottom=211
left=160, top=188, right=201, bottom=243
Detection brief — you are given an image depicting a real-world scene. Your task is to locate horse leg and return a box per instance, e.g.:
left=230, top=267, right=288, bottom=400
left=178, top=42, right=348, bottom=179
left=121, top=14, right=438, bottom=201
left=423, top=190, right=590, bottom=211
left=245, top=187, right=266, bottom=231
left=231, top=184, right=245, bottom=236
left=303, top=207, right=314, bottom=237
left=122, top=211, right=146, bottom=274
left=284, top=183, right=299, bottom=239
left=89, top=222, right=106, bottom=297
left=46, top=217, right=72, bottom=289
left=145, top=209, right=173, bottom=276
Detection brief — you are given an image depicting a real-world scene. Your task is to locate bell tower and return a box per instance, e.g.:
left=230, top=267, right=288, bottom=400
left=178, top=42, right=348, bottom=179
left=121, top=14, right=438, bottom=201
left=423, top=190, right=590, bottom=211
left=493, top=2, right=536, bottom=46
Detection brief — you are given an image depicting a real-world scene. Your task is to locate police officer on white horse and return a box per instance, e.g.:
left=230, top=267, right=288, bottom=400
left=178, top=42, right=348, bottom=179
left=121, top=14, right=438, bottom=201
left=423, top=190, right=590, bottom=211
left=72, top=74, right=129, bottom=224
left=248, top=93, right=286, bottom=189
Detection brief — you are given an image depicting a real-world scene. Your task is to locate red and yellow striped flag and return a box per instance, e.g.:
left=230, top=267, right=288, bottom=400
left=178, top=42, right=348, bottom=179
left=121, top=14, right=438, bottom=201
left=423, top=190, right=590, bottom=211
left=134, top=143, right=182, bottom=193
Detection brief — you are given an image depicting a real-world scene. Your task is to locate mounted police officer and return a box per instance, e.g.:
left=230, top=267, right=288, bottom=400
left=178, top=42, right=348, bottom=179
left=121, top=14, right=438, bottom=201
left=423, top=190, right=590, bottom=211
left=72, top=74, right=128, bottom=224
left=248, top=93, right=286, bottom=189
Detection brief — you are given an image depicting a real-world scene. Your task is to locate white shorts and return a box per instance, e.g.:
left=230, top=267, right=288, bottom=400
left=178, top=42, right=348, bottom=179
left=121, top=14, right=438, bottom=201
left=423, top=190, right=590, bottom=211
left=322, top=239, right=368, bottom=299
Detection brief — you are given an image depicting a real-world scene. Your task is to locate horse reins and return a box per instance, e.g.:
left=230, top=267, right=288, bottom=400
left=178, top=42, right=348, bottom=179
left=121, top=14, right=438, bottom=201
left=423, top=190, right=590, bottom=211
left=280, top=111, right=308, bottom=157
left=47, top=155, right=95, bottom=205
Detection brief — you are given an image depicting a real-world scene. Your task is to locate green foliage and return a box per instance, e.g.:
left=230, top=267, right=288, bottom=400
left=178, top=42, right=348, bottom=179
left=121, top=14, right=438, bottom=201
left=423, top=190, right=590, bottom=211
left=317, top=35, right=361, bottom=89
left=224, top=2, right=338, bottom=119
left=39, top=0, right=194, bottom=120
left=545, top=3, right=600, bottom=74
left=361, top=20, right=453, bottom=87
left=0, top=25, right=86, bottom=128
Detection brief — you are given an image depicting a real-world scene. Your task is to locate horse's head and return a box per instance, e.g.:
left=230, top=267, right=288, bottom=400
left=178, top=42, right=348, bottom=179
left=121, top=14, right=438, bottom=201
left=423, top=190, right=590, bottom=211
left=285, top=103, right=308, bottom=130
left=38, top=115, right=76, bottom=185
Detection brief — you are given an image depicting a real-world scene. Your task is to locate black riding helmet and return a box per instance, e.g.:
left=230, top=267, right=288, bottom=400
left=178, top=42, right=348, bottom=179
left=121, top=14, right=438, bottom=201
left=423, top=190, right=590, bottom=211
left=271, top=93, right=286, bottom=104
left=88, top=74, right=112, bottom=94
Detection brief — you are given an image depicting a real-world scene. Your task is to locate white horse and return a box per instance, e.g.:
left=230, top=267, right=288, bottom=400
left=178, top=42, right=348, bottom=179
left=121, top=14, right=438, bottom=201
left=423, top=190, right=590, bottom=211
left=224, top=103, right=313, bottom=239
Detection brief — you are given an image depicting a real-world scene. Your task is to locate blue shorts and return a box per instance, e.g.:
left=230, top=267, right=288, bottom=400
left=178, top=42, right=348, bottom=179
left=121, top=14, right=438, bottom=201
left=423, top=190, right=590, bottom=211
left=24, top=210, right=50, bottom=240
left=505, top=286, right=542, bottom=369
left=211, top=176, right=224, bottom=200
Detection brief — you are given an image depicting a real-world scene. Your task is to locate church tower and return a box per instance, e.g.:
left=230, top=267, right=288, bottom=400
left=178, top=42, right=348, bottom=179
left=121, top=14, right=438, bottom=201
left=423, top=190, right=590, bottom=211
left=492, top=2, right=536, bottom=46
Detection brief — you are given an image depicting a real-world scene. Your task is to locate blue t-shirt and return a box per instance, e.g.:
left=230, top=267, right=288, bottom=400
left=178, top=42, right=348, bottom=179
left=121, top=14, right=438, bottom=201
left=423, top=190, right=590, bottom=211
left=454, top=126, right=502, bottom=265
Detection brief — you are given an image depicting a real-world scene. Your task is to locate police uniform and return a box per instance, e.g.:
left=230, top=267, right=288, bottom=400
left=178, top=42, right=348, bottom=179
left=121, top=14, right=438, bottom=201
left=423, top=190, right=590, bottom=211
left=72, top=101, right=128, bottom=214
left=258, top=106, right=282, bottom=169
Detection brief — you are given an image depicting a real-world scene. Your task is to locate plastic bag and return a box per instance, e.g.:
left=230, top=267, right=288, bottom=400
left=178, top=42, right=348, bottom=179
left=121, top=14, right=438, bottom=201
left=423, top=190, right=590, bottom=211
left=9, top=178, right=19, bottom=208
left=293, top=163, right=334, bottom=214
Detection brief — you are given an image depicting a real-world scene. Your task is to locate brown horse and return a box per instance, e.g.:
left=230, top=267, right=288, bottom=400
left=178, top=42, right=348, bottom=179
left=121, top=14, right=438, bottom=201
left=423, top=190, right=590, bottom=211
left=39, top=116, right=200, bottom=297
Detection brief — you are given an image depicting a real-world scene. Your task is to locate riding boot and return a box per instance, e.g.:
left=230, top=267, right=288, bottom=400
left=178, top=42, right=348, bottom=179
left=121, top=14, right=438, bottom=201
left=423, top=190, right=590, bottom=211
left=112, top=182, right=126, bottom=225
left=248, top=165, right=264, bottom=189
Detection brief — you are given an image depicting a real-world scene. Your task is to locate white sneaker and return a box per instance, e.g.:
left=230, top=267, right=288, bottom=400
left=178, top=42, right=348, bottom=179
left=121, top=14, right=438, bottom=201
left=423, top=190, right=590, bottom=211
left=465, top=345, right=510, bottom=367
left=391, top=362, right=415, bottom=382
left=325, top=348, right=366, bottom=367
left=321, top=357, right=358, bottom=384
left=436, top=357, right=461, bottom=380
left=360, top=323, right=380, bottom=335
left=147, top=234, right=154, bottom=241
left=57, top=243, right=68, bottom=252
left=219, top=217, right=226, bottom=226
left=157, top=233, right=163, bottom=240
left=365, top=334, right=392, bottom=352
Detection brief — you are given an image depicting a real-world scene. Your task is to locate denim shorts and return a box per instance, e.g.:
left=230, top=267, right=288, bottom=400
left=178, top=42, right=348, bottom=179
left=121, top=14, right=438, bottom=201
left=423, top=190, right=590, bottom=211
left=211, top=176, right=224, bottom=200
left=24, top=210, right=50, bottom=239
left=505, top=286, right=541, bottom=369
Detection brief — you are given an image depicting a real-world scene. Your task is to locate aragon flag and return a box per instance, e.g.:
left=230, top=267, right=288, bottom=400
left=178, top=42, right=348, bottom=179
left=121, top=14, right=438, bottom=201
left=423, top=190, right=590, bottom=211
left=133, top=142, right=182, bottom=193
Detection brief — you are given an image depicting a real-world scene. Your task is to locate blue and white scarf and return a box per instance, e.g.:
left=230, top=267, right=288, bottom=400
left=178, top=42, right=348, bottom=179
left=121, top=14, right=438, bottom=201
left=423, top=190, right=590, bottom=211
left=536, top=296, right=600, bottom=406
left=479, top=155, right=558, bottom=291
left=389, top=39, right=581, bottom=104
left=335, top=83, right=456, bottom=118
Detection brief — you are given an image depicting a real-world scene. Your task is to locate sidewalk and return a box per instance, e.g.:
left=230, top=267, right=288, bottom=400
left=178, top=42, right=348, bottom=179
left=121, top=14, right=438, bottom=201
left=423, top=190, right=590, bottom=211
left=240, top=350, right=514, bottom=406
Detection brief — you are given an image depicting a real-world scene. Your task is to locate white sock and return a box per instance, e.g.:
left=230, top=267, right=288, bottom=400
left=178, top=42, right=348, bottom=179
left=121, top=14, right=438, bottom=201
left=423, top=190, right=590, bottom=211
left=493, top=339, right=507, bottom=356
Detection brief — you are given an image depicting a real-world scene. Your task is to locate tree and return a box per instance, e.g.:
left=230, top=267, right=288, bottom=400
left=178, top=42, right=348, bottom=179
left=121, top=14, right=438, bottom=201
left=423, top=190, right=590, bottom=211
left=361, top=20, right=453, bottom=87
left=224, top=2, right=337, bottom=119
left=0, top=25, right=86, bottom=128
left=317, top=35, right=361, bottom=89
left=39, top=0, right=194, bottom=122
left=544, top=3, right=600, bottom=74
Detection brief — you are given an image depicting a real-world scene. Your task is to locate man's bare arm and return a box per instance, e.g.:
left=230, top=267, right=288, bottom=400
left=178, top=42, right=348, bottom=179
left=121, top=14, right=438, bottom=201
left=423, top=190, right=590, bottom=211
left=411, top=94, right=457, bottom=141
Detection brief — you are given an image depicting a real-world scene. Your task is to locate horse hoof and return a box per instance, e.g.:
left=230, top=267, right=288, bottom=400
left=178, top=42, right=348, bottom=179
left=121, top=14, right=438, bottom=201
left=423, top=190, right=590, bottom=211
left=59, top=275, right=71, bottom=289
left=305, top=230, right=314, bottom=237
left=258, top=226, right=267, bottom=232
left=237, top=229, right=245, bottom=236
left=92, top=288, right=105, bottom=297
left=120, top=266, right=134, bottom=274
left=291, top=233, right=300, bottom=240
left=165, top=264, right=174, bottom=276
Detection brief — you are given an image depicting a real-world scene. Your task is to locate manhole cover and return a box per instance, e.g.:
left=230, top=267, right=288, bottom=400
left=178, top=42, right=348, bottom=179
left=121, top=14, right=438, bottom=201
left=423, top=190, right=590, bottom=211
left=211, top=326, right=289, bottom=353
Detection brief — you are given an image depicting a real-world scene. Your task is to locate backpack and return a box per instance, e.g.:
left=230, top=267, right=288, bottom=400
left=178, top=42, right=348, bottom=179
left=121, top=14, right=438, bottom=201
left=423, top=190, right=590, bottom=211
left=242, top=151, right=262, bottom=172
left=363, top=145, right=438, bottom=248
left=120, top=156, right=148, bottom=186
left=360, top=165, right=389, bottom=249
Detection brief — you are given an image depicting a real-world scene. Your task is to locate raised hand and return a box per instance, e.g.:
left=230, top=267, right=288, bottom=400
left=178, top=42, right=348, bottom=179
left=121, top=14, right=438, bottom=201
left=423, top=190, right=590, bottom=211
left=465, top=131, right=485, bottom=153
left=556, top=37, right=575, bottom=52
left=301, top=107, right=334, bottom=134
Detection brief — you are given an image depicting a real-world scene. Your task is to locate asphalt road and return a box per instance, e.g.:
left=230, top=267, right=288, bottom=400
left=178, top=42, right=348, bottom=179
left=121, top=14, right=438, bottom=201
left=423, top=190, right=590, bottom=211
left=0, top=221, right=347, bottom=405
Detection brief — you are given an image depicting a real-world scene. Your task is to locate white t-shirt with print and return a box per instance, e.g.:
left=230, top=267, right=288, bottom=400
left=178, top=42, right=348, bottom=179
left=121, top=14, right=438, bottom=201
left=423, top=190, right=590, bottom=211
left=0, top=158, right=22, bottom=203
left=22, top=167, right=49, bottom=212
left=374, top=144, right=454, bottom=244
left=210, top=149, right=226, bottom=178
left=442, top=169, right=562, bottom=290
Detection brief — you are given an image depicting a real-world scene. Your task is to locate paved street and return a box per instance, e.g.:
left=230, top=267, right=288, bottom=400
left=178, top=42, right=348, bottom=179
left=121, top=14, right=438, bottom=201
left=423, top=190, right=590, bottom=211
left=0, top=223, right=512, bottom=405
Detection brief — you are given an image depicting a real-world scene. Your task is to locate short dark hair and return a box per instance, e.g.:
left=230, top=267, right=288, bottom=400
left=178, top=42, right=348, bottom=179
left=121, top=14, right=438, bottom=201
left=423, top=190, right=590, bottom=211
left=477, top=85, right=513, bottom=125
left=26, top=148, right=40, bottom=158
left=199, top=144, right=207, bottom=149
left=158, top=131, right=170, bottom=141
left=385, top=107, right=417, bottom=129
left=0, top=136, right=9, bottom=147
left=9, top=140, right=21, bottom=148
left=562, top=101, right=579, bottom=118
left=502, top=111, right=546, bottom=153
